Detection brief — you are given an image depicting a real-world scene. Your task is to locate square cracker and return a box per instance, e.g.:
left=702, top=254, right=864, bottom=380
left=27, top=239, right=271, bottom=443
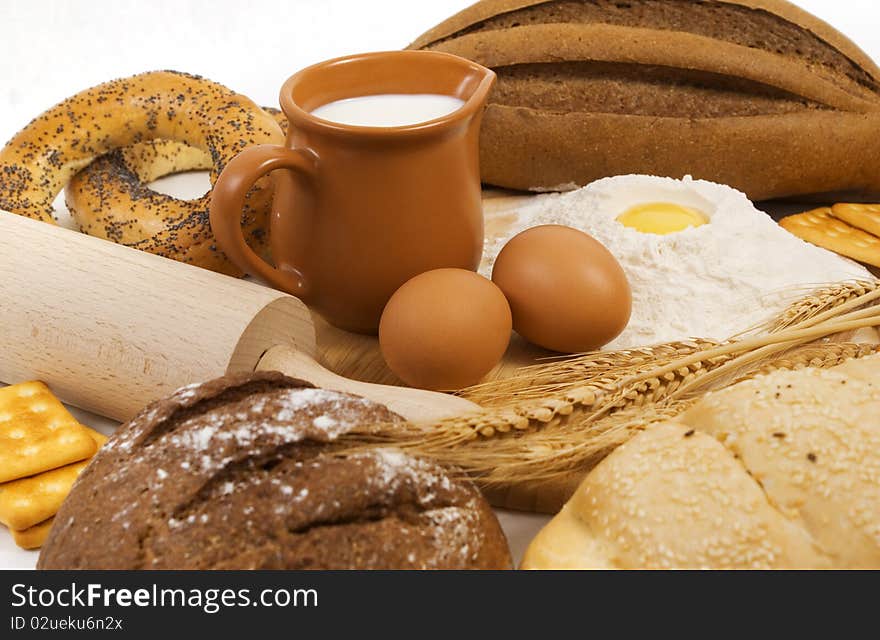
left=831, top=203, right=880, bottom=238
left=10, top=516, right=54, bottom=550
left=0, top=428, right=108, bottom=530
left=780, top=208, right=880, bottom=268
left=0, top=381, right=97, bottom=483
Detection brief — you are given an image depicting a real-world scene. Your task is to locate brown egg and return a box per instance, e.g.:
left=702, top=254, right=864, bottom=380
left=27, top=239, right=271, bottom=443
left=379, top=269, right=512, bottom=390
left=492, top=225, right=631, bottom=353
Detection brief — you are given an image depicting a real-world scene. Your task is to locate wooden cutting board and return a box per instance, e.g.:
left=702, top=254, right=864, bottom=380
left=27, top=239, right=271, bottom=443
left=314, top=189, right=556, bottom=387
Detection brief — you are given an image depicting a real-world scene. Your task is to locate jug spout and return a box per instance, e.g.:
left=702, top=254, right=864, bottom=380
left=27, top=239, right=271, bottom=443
left=455, top=58, right=496, bottom=115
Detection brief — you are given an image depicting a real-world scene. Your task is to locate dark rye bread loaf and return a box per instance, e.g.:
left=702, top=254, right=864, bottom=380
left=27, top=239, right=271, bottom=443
left=38, top=373, right=511, bottom=570
left=410, top=0, right=880, bottom=199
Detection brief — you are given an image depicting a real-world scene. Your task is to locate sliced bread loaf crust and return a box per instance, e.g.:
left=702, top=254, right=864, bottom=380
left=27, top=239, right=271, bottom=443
left=411, top=0, right=880, bottom=198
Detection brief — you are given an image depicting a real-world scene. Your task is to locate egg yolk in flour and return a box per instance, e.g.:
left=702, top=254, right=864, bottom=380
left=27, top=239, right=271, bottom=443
left=617, top=202, right=708, bottom=235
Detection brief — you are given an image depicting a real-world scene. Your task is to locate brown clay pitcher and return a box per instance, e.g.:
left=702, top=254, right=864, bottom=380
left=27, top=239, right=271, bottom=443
left=210, top=51, right=496, bottom=334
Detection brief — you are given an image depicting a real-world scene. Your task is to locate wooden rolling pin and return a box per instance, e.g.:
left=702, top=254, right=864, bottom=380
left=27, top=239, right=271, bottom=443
left=0, top=212, right=479, bottom=422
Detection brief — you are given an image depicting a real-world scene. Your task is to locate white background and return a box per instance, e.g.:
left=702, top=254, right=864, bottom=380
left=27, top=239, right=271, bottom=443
left=1, top=0, right=879, bottom=142
left=0, top=1, right=878, bottom=568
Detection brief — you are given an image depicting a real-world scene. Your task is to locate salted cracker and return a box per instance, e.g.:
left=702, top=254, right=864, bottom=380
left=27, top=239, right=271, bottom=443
left=831, top=203, right=880, bottom=238
left=0, top=428, right=107, bottom=530
left=780, top=207, right=880, bottom=268
left=10, top=516, right=54, bottom=550
left=0, top=381, right=97, bottom=483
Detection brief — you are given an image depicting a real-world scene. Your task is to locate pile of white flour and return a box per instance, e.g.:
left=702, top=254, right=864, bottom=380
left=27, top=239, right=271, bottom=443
left=481, top=175, right=872, bottom=350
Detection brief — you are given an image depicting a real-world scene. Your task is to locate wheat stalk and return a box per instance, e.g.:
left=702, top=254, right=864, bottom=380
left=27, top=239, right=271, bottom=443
left=345, top=342, right=878, bottom=485
left=768, top=280, right=879, bottom=332
left=735, top=341, right=879, bottom=380
left=340, top=281, right=880, bottom=485
left=459, top=339, right=720, bottom=406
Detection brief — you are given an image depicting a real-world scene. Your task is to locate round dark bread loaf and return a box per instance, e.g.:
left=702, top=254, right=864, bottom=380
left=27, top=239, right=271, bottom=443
left=38, top=373, right=511, bottom=570
left=410, top=0, right=880, bottom=199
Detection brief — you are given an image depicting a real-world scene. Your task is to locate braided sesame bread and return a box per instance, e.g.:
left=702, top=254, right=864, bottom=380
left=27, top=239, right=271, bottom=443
left=522, top=354, right=880, bottom=569
left=410, top=0, right=880, bottom=199
left=38, top=372, right=511, bottom=570
left=0, top=71, right=284, bottom=275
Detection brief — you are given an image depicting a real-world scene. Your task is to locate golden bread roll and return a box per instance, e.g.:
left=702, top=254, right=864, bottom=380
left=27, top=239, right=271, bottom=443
left=522, top=353, right=880, bottom=569
left=0, top=71, right=284, bottom=275
left=410, top=0, right=880, bottom=199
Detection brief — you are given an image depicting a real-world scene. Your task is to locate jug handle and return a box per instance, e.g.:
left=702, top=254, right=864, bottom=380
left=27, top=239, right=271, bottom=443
left=210, top=144, right=316, bottom=298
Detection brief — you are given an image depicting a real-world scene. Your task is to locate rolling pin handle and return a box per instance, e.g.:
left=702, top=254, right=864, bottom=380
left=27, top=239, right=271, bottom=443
left=255, top=344, right=481, bottom=423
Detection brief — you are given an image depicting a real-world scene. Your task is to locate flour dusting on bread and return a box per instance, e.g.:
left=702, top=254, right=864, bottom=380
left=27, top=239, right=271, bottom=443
left=39, top=373, right=511, bottom=570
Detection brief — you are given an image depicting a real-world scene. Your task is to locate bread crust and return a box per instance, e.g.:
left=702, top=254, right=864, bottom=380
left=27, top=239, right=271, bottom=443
left=410, top=0, right=880, bottom=197
left=410, top=0, right=880, bottom=81
left=521, top=354, right=880, bottom=569
left=480, top=107, right=880, bottom=199
left=38, top=373, right=511, bottom=570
